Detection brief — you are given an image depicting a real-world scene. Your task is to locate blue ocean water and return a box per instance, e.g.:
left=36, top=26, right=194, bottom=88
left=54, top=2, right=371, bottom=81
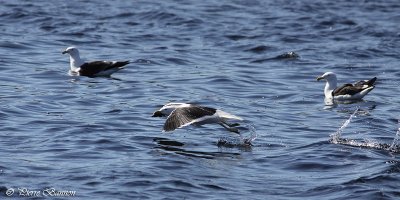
left=0, top=0, right=399, bottom=199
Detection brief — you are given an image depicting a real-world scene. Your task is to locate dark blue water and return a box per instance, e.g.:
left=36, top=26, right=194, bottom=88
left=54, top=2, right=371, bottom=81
left=1, top=0, right=400, bottom=199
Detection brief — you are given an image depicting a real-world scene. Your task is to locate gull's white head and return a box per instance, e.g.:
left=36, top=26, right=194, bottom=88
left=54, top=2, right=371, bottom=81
left=317, top=72, right=337, bottom=82
left=62, top=46, right=80, bottom=57
left=317, top=72, right=338, bottom=99
left=62, top=46, right=84, bottom=71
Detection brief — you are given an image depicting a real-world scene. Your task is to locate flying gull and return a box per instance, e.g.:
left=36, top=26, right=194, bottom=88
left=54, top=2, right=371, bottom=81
left=152, top=103, right=243, bottom=134
left=62, top=46, right=129, bottom=77
left=317, top=72, right=377, bottom=100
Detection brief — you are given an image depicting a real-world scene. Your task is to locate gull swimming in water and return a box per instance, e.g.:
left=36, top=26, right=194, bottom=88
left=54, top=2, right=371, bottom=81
left=62, top=46, right=129, bottom=77
left=317, top=72, right=377, bottom=101
left=152, top=103, right=243, bottom=134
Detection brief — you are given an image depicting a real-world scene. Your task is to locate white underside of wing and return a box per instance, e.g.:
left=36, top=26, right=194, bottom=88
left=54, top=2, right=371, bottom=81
left=173, top=114, right=217, bottom=130
left=215, top=110, right=243, bottom=121
left=174, top=110, right=243, bottom=130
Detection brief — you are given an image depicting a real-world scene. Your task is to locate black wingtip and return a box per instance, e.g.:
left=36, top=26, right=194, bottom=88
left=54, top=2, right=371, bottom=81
left=163, top=124, right=176, bottom=132
left=368, top=77, right=377, bottom=86
left=113, top=61, right=130, bottom=69
left=152, top=111, right=164, bottom=117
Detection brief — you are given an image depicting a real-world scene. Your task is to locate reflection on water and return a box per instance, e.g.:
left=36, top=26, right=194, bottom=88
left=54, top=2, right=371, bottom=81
left=323, top=97, right=336, bottom=109
left=153, top=137, right=241, bottom=159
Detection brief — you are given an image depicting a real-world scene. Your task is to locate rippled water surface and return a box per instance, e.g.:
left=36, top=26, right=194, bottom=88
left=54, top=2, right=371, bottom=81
left=1, top=0, right=400, bottom=199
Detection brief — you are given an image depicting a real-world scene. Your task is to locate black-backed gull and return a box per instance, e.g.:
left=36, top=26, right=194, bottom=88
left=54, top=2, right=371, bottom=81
left=62, top=47, right=129, bottom=77
left=317, top=72, right=377, bottom=100
left=152, top=103, right=243, bottom=134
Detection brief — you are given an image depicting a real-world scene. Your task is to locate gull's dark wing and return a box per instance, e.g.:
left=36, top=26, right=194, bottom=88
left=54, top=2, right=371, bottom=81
left=163, top=106, right=216, bottom=132
left=79, top=61, right=129, bottom=76
left=354, top=77, right=377, bottom=87
left=333, top=83, right=364, bottom=96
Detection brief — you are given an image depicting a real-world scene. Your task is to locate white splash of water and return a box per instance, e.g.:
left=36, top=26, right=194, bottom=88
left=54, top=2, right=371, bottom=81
left=330, top=108, right=359, bottom=143
left=330, top=111, right=400, bottom=153
left=240, top=124, right=257, bottom=145
left=217, top=124, right=257, bottom=147
left=342, top=138, right=383, bottom=149
left=389, top=120, right=400, bottom=151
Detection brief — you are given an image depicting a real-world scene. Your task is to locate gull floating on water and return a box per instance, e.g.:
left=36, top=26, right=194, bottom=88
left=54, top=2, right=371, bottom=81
left=152, top=103, right=243, bottom=134
left=62, top=46, right=129, bottom=77
left=317, top=72, right=377, bottom=101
